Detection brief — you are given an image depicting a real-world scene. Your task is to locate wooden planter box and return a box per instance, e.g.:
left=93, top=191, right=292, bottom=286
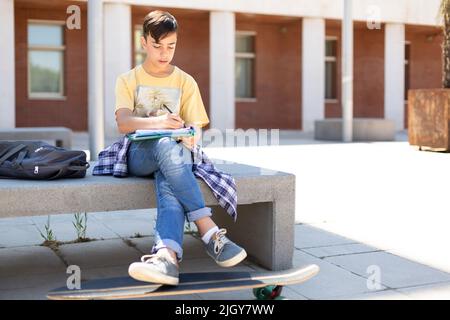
left=408, top=89, right=450, bottom=151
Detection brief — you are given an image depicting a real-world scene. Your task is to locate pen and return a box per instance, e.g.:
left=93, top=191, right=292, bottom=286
left=162, top=103, right=173, bottom=113
left=162, top=105, right=195, bottom=159
left=162, top=104, right=186, bottom=128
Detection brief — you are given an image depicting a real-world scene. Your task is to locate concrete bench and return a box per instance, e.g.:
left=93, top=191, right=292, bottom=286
left=0, top=161, right=295, bottom=271
left=0, top=127, right=72, bottom=149
left=314, top=118, right=396, bottom=141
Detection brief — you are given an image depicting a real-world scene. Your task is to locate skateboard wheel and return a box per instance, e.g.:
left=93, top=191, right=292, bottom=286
left=253, top=287, right=270, bottom=300
left=253, top=285, right=283, bottom=300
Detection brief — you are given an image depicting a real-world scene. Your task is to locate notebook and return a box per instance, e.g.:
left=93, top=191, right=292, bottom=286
left=126, top=126, right=195, bottom=141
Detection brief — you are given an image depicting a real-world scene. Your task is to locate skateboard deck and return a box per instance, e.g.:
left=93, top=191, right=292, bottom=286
left=47, top=264, right=319, bottom=300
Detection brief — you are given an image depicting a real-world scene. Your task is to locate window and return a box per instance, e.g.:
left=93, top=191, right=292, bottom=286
left=325, top=37, right=338, bottom=100
left=235, top=32, right=256, bottom=100
left=134, top=25, right=146, bottom=66
left=28, top=21, right=65, bottom=99
left=405, top=41, right=411, bottom=101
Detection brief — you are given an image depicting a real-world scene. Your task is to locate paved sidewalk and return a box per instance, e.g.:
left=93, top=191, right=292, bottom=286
left=1, top=209, right=450, bottom=300
left=1, top=130, right=450, bottom=299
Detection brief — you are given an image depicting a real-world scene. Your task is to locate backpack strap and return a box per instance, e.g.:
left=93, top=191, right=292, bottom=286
left=67, top=162, right=90, bottom=171
left=15, top=150, right=28, bottom=165
left=0, top=144, right=27, bottom=166
left=47, top=162, right=90, bottom=180
left=0, top=145, right=17, bottom=159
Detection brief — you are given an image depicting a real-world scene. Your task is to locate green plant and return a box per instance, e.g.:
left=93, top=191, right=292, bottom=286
left=73, top=212, right=88, bottom=240
left=37, top=215, right=56, bottom=242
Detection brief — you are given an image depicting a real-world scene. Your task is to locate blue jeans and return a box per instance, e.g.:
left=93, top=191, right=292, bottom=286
left=127, top=137, right=212, bottom=261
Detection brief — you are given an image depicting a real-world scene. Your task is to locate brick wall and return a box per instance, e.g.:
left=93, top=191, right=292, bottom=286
left=235, top=17, right=302, bottom=130
left=15, top=1, right=88, bottom=131
left=326, top=20, right=443, bottom=130
left=13, top=2, right=443, bottom=132
left=325, top=20, right=385, bottom=119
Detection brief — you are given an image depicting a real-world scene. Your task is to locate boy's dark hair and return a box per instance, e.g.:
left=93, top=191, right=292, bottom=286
left=143, top=10, right=178, bottom=43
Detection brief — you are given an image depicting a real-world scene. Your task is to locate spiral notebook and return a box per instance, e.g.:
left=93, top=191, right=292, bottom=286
left=126, top=126, right=196, bottom=141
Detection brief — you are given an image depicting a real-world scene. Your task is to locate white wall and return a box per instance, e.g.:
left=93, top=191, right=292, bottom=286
left=385, top=23, right=406, bottom=130
left=103, top=3, right=132, bottom=138
left=210, top=11, right=235, bottom=130
left=109, top=0, right=442, bottom=27
left=0, top=0, right=15, bottom=129
left=302, top=18, right=325, bottom=132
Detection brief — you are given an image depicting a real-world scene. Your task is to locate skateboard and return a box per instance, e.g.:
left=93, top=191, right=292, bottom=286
left=47, top=264, right=319, bottom=300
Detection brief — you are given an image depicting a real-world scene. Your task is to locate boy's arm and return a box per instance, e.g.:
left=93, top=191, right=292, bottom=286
left=178, top=124, right=202, bottom=150
left=115, top=108, right=185, bottom=134
left=179, top=79, right=209, bottom=131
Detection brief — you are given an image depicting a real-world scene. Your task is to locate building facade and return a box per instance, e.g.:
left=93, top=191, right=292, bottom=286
left=0, top=0, right=444, bottom=138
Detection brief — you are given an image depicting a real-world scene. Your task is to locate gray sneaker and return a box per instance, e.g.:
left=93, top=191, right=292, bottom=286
left=205, top=228, right=247, bottom=267
left=128, top=251, right=179, bottom=285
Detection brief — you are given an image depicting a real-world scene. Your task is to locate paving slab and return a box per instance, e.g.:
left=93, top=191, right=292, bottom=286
left=333, top=289, right=411, bottom=300
left=302, top=243, right=381, bottom=258
left=0, top=224, right=44, bottom=248
left=90, top=209, right=157, bottom=239
left=325, top=251, right=450, bottom=289
left=182, top=235, right=210, bottom=260
left=275, top=287, right=309, bottom=300
left=124, top=235, right=154, bottom=254
left=396, top=281, right=450, bottom=300
left=0, top=216, right=34, bottom=226
left=287, top=250, right=385, bottom=299
left=0, top=273, right=69, bottom=300
left=295, top=224, right=356, bottom=249
left=0, top=270, right=68, bottom=292
left=0, top=246, right=66, bottom=278
left=94, top=217, right=155, bottom=238
left=57, top=238, right=141, bottom=270
left=304, top=221, right=394, bottom=251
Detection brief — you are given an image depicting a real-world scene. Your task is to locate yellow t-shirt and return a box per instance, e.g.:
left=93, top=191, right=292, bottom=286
left=115, top=65, right=209, bottom=128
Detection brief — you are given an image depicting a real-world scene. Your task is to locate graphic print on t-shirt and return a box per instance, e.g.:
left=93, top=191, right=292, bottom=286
left=133, top=86, right=181, bottom=118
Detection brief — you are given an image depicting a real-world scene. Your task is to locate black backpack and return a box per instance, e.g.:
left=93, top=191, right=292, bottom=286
left=0, top=141, right=90, bottom=180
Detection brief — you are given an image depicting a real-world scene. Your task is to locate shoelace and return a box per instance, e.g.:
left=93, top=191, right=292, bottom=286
left=140, top=253, right=178, bottom=266
left=213, top=228, right=230, bottom=254
left=140, top=254, right=159, bottom=264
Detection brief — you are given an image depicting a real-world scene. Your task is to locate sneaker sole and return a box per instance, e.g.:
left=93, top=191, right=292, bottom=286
left=128, top=262, right=179, bottom=286
left=216, top=249, right=248, bottom=268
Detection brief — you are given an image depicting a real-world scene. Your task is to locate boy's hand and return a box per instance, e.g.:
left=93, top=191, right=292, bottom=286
left=177, top=125, right=201, bottom=150
left=157, top=113, right=185, bottom=129
left=178, top=136, right=195, bottom=150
